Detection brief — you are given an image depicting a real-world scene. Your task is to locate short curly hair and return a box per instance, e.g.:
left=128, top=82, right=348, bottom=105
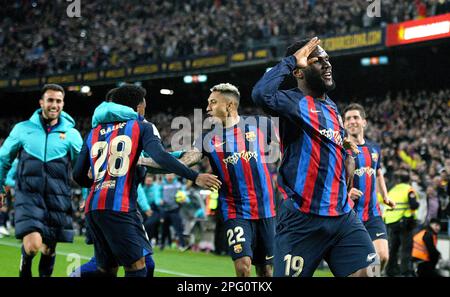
left=210, top=83, right=240, bottom=104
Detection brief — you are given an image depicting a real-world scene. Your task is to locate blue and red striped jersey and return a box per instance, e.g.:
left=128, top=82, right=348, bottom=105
left=195, top=116, right=276, bottom=221
left=349, top=140, right=382, bottom=221
left=74, top=116, right=198, bottom=214
left=84, top=120, right=142, bottom=213
left=252, top=55, right=352, bottom=217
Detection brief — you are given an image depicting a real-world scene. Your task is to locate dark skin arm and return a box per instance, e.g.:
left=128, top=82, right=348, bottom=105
left=345, top=155, right=355, bottom=189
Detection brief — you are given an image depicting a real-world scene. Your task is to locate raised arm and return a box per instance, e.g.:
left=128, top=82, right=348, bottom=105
left=251, top=37, right=321, bottom=118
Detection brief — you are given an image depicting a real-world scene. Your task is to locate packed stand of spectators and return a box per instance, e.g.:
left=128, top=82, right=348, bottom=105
left=2, top=0, right=449, bottom=77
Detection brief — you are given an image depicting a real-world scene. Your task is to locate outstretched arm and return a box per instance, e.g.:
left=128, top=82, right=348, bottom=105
left=251, top=37, right=321, bottom=118
left=178, top=149, right=203, bottom=167
left=141, top=123, right=221, bottom=190
left=138, top=149, right=204, bottom=173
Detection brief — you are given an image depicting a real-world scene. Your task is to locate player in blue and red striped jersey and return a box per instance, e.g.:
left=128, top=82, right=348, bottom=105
left=252, top=37, right=378, bottom=277
left=343, top=103, right=396, bottom=272
left=73, top=84, right=221, bottom=277
left=170, top=83, right=278, bottom=277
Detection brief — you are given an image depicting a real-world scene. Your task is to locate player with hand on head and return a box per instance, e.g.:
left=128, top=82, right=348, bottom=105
left=252, top=37, right=378, bottom=277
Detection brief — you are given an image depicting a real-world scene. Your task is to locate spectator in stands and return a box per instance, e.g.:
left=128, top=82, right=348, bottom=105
left=1, top=0, right=448, bottom=77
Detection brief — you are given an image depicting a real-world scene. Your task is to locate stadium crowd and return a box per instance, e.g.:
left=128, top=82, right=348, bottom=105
left=1, top=0, right=449, bottom=77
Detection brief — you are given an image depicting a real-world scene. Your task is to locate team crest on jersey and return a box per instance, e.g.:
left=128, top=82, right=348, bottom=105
left=234, top=244, right=243, bottom=254
left=245, top=131, right=256, bottom=142
left=59, top=133, right=66, bottom=140
left=371, top=152, right=379, bottom=162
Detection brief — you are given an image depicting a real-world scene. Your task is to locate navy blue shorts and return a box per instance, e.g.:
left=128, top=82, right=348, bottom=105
left=274, top=199, right=376, bottom=277
left=363, top=216, right=388, bottom=241
left=85, top=210, right=152, bottom=269
left=224, top=217, right=275, bottom=266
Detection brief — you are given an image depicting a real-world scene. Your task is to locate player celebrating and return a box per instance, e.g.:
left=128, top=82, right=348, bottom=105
left=0, top=84, right=83, bottom=277
left=252, top=37, right=378, bottom=277
left=73, top=84, right=221, bottom=277
left=147, top=83, right=278, bottom=277
left=343, top=103, right=396, bottom=272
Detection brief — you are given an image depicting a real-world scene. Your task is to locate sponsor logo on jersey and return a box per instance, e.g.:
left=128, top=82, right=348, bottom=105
left=223, top=151, right=257, bottom=165
left=319, top=128, right=343, bottom=146
left=354, top=166, right=376, bottom=177
left=94, top=180, right=116, bottom=192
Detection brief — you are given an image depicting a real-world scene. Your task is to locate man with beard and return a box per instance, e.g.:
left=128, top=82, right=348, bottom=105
left=0, top=84, right=83, bottom=277
left=251, top=37, right=378, bottom=277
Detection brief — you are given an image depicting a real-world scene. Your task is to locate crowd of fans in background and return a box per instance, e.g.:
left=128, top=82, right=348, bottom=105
left=1, top=0, right=449, bottom=77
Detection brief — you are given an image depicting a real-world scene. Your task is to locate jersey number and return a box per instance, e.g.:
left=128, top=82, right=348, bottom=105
left=226, top=226, right=245, bottom=246
left=284, top=254, right=304, bottom=277
left=91, top=135, right=132, bottom=181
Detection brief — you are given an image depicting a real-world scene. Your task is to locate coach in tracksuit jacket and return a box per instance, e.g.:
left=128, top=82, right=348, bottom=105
left=0, top=84, right=83, bottom=277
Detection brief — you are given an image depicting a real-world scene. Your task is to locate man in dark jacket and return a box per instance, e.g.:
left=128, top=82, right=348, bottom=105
left=0, top=84, right=83, bottom=277
left=412, top=218, right=442, bottom=277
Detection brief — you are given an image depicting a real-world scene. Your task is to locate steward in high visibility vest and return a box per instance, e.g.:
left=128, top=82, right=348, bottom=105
left=384, top=183, right=419, bottom=225
left=205, top=190, right=218, bottom=216
left=384, top=171, right=419, bottom=277
left=412, top=218, right=442, bottom=277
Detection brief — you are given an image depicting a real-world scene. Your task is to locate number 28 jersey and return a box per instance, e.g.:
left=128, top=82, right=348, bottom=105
left=77, top=119, right=197, bottom=214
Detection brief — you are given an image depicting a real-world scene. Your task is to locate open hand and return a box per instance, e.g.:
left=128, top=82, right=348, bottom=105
left=293, top=37, right=321, bottom=68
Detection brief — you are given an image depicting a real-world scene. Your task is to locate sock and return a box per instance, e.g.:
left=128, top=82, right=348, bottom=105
left=125, top=267, right=147, bottom=277
left=145, top=254, right=155, bottom=277
left=19, top=245, right=35, bottom=277
left=70, top=256, right=98, bottom=277
left=39, top=253, right=56, bottom=277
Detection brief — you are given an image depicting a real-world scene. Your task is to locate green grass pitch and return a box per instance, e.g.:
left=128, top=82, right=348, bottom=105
left=0, top=235, right=332, bottom=277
